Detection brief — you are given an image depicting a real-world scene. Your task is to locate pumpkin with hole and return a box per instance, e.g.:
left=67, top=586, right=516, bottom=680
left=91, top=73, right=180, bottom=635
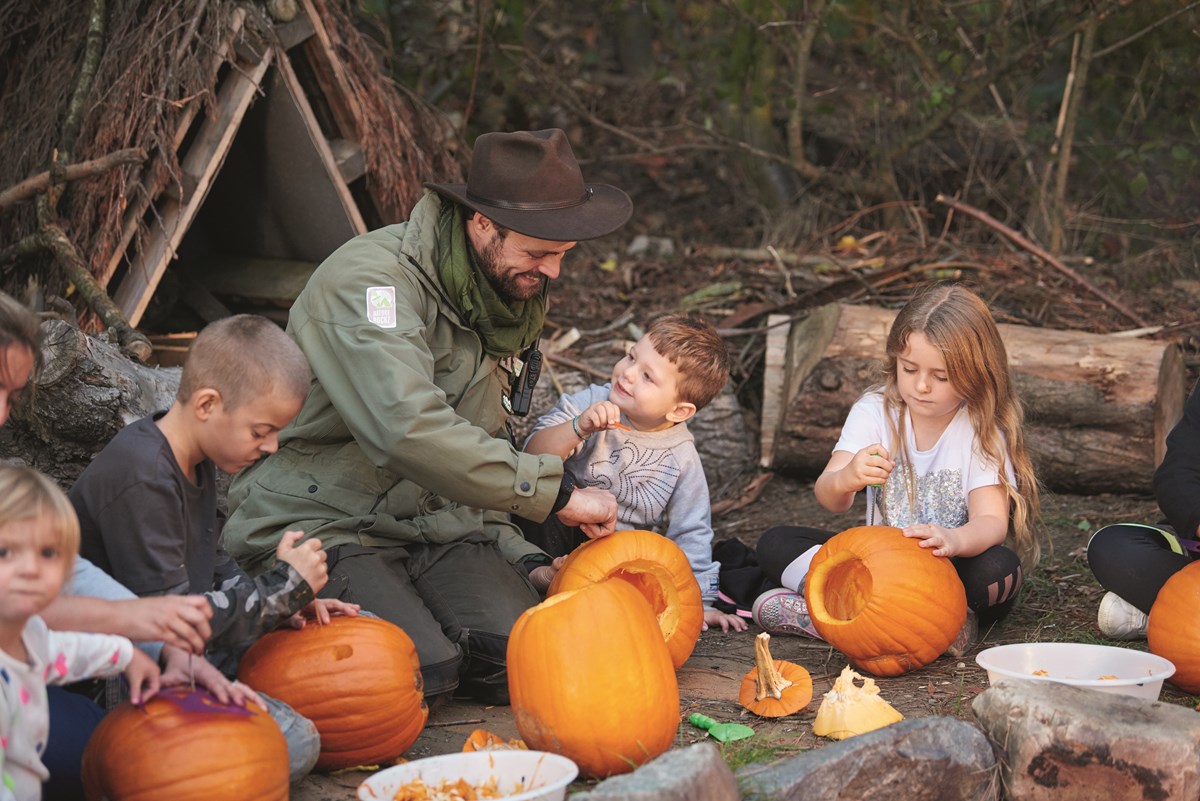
left=82, top=687, right=289, bottom=801
left=1148, top=561, right=1200, bottom=693
left=238, top=615, right=426, bottom=770
left=508, top=578, right=680, bottom=778
left=547, top=529, right=704, bottom=668
left=803, top=525, right=966, bottom=676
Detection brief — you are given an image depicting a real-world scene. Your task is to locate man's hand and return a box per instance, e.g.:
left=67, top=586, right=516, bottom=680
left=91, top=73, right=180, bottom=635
left=112, top=595, right=213, bottom=654
left=275, top=530, right=328, bottom=594
left=528, top=555, right=567, bottom=591
left=160, top=646, right=266, bottom=709
left=556, top=485, right=617, bottom=539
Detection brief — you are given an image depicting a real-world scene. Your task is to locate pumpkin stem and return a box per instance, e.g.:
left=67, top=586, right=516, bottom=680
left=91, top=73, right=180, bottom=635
left=753, top=632, right=793, bottom=702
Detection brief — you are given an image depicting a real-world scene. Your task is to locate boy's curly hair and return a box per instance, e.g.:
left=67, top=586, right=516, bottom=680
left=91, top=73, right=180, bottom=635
left=645, top=314, right=731, bottom=410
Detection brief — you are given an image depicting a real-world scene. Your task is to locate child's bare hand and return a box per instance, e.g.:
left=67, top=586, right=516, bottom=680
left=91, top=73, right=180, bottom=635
left=287, top=597, right=361, bottom=628
left=159, top=647, right=267, bottom=709
left=902, top=522, right=960, bottom=558
left=275, top=530, right=328, bottom=594
left=578, top=400, right=624, bottom=436
left=845, top=445, right=894, bottom=492
left=528, top=556, right=567, bottom=591
left=702, top=608, right=749, bottom=633
left=125, top=648, right=161, bottom=705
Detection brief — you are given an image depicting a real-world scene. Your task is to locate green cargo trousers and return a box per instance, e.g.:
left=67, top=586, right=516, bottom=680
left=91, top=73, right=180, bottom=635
left=319, top=540, right=540, bottom=705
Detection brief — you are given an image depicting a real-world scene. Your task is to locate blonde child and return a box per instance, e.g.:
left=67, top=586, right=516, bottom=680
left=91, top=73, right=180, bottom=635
left=522, top=313, right=747, bottom=633
left=753, top=284, right=1040, bottom=655
left=0, top=466, right=161, bottom=801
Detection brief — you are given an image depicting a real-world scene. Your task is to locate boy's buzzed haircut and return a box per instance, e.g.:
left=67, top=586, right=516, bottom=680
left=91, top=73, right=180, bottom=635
left=645, top=313, right=731, bottom=410
left=177, top=315, right=310, bottom=410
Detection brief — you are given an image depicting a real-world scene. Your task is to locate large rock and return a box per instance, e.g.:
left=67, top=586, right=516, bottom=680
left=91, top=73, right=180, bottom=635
left=736, top=717, right=997, bottom=801
left=972, top=680, right=1200, bottom=801
left=570, top=742, right=738, bottom=801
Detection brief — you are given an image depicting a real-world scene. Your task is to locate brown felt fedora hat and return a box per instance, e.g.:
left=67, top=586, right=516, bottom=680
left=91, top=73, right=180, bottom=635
left=427, top=129, right=632, bottom=241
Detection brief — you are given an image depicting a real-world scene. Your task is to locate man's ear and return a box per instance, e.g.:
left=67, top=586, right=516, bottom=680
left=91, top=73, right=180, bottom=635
left=190, top=388, right=222, bottom=421
left=666, top=401, right=697, bottom=424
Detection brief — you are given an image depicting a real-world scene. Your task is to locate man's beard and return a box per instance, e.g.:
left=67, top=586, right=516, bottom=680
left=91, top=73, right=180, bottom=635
left=476, top=233, right=541, bottom=303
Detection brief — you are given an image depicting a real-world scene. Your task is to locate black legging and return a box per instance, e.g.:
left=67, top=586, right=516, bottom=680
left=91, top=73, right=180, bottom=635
left=1086, top=523, right=1197, bottom=614
left=756, top=525, right=1024, bottom=627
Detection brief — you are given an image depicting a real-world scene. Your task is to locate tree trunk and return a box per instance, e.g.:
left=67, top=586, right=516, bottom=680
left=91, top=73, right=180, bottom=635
left=760, top=304, right=1185, bottom=494
left=0, top=319, right=180, bottom=486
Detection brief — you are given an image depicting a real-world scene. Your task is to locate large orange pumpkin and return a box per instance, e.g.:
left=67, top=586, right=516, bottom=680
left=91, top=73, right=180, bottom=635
left=804, top=526, right=967, bottom=676
left=1148, top=562, right=1200, bottom=692
left=238, top=615, right=427, bottom=770
left=508, top=577, right=680, bottom=778
left=547, top=529, right=704, bottom=668
left=82, top=687, right=289, bottom=801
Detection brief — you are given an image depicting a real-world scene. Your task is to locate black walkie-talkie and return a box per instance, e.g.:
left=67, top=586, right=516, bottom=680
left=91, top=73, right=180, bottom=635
left=508, top=346, right=542, bottom=417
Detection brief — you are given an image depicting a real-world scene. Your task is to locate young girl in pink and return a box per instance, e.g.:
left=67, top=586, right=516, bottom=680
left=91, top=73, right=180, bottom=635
left=753, top=284, right=1041, bottom=655
left=0, top=466, right=159, bottom=801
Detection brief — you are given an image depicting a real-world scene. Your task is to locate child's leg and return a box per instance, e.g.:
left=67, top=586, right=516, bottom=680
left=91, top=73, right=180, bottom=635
left=755, top=526, right=836, bottom=590
left=1086, top=522, right=1194, bottom=613
left=950, top=544, right=1023, bottom=627
left=43, top=686, right=106, bottom=801
left=258, top=694, right=321, bottom=783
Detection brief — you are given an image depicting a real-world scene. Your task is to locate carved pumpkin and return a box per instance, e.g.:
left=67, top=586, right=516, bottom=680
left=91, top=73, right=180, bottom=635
left=508, top=578, right=680, bottom=778
left=812, top=665, right=904, bottom=740
left=804, top=526, right=967, bottom=676
left=1148, top=562, right=1200, bottom=692
left=82, top=687, right=289, bottom=801
left=739, top=632, right=813, bottom=717
left=547, top=529, right=704, bottom=668
left=238, top=615, right=427, bottom=770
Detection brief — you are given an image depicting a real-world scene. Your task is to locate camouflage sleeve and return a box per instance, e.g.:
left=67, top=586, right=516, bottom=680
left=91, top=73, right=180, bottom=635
left=205, top=562, right=314, bottom=657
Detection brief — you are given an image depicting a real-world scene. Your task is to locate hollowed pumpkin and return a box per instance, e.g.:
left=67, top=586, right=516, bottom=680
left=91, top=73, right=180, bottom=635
left=82, top=687, right=289, bottom=801
left=508, top=577, right=680, bottom=778
left=1148, top=562, right=1200, bottom=692
left=547, top=529, right=704, bottom=668
left=804, top=525, right=966, bottom=676
left=238, top=615, right=427, bottom=770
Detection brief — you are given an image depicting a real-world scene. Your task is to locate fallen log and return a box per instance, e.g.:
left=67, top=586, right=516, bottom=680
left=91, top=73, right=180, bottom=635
left=760, top=303, right=1185, bottom=494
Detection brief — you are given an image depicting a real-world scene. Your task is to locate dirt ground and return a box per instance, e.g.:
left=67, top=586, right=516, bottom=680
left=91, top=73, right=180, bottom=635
left=294, top=474, right=1189, bottom=801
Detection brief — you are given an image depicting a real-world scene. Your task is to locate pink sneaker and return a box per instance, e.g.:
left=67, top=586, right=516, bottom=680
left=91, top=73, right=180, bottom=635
left=752, top=588, right=821, bottom=639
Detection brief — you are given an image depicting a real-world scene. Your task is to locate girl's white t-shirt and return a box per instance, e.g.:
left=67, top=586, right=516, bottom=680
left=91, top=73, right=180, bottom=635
left=834, top=392, right=1013, bottom=528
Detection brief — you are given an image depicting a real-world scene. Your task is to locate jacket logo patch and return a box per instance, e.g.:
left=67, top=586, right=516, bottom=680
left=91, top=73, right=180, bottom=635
left=366, top=286, right=397, bottom=328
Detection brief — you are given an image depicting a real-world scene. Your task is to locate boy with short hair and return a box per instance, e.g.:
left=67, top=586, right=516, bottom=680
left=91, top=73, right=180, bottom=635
left=69, top=314, right=356, bottom=783
left=522, top=313, right=747, bottom=633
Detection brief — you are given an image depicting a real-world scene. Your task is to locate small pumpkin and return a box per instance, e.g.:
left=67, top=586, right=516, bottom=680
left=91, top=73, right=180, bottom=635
left=82, top=687, right=289, bottom=801
left=812, top=665, right=904, bottom=740
left=508, top=577, right=680, bottom=778
left=238, top=616, right=427, bottom=770
left=547, top=529, right=704, bottom=668
left=739, top=632, right=813, bottom=717
left=1148, top=562, right=1200, bottom=692
left=804, top=525, right=967, bottom=676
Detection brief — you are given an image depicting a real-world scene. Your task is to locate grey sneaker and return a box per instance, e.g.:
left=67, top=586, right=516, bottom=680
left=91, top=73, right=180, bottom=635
left=945, top=609, right=978, bottom=658
left=1097, top=591, right=1148, bottom=640
left=752, top=588, right=821, bottom=639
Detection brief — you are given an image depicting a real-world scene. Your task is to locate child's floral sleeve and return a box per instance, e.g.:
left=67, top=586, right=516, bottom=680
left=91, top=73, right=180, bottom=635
left=38, top=623, right=134, bottom=686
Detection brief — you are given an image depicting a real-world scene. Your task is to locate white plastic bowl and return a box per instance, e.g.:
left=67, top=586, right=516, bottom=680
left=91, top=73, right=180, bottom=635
left=356, top=750, right=579, bottom=801
left=976, top=642, right=1175, bottom=699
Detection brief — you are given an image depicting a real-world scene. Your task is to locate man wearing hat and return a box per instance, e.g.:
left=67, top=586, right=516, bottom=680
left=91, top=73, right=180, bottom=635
left=221, top=129, right=631, bottom=705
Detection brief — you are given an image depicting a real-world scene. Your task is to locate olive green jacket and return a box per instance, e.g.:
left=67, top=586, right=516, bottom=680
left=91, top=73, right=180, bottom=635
left=222, top=193, right=562, bottom=574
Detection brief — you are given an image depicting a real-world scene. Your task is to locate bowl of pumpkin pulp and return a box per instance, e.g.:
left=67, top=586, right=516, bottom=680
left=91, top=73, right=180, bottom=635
left=976, top=642, right=1174, bottom=700
left=356, top=749, right=578, bottom=801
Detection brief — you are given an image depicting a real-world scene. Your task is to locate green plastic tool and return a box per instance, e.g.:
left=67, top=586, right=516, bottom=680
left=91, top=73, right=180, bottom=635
left=688, top=712, right=755, bottom=743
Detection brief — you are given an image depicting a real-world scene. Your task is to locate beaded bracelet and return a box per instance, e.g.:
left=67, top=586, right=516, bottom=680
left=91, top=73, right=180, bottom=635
left=571, top=415, right=588, bottom=439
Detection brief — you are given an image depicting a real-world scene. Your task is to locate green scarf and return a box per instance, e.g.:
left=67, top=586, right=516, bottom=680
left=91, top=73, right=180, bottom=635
left=434, top=203, right=545, bottom=358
